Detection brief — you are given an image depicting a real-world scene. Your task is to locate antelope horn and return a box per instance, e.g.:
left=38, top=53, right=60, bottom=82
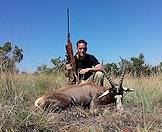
left=106, top=75, right=114, bottom=87
left=119, top=57, right=125, bottom=86
left=119, top=69, right=125, bottom=86
left=103, top=70, right=114, bottom=86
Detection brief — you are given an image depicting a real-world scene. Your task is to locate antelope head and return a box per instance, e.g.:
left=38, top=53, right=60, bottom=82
left=98, top=60, right=134, bottom=111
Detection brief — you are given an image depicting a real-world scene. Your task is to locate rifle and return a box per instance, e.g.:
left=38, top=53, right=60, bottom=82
left=65, top=9, right=79, bottom=84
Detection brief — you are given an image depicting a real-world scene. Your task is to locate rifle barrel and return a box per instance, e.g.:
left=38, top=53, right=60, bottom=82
left=67, top=9, right=70, bottom=40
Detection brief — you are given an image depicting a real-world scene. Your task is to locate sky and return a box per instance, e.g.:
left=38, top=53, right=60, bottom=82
left=0, top=0, right=162, bottom=72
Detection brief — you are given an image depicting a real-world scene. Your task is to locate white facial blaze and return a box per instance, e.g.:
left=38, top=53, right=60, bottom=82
left=116, top=86, right=119, bottom=93
left=114, top=95, right=123, bottom=111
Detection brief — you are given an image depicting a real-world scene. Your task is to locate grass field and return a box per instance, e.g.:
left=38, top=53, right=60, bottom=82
left=0, top=72, right=162, bottom=131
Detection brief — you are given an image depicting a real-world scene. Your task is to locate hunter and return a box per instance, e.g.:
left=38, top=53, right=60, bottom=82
left=66, top=39, right=104, bottom=86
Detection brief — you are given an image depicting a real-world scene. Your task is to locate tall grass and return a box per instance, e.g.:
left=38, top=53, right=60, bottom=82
left=0, top=72, right=68, bottom=131
left=0, top=72, right=161, bottom=131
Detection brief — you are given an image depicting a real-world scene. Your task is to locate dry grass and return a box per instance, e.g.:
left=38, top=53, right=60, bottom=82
left=0, top=72, right=162, bottom=131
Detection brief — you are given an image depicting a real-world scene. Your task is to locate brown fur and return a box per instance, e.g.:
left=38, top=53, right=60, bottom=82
left=34, top=81, right=133, bottom=111
left=35, top=82, right=109, bottom=110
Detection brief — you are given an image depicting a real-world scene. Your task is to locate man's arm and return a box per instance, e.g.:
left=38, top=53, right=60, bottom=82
left=79, top=64, right=103, bottom=75
left=89, top=64, right=103, bottom=72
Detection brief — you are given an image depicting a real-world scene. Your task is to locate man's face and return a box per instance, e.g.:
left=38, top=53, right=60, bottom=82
left=77, top=43, right=87, bottom=57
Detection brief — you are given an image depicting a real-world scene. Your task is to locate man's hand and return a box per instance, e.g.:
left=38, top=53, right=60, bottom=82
left=79, top=68, right=91, bottom=74
left=65, top=63, right=72, bottom=70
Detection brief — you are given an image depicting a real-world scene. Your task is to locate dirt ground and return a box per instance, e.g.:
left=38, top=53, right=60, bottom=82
left=18, top=104, right=162, bottom=132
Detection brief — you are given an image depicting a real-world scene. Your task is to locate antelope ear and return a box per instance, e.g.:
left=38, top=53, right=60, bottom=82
left=98, top=90, right=109, bottom=99
left=123, top=87, right=135, bottom=92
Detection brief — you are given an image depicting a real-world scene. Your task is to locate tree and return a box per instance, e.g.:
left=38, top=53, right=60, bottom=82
left=0, top=42, right=23, bottom=73
left=0, top=42, right=23, bottom=98
left=37, top=64, right=48, bottom=73
left=51, top=57, right=66, bottom=73
left=36, top=57, right=66, bottom=74
left=51, top=57, right=65, bottom=70
left=104, top=62, right=119, bottom=77
left=130, top=53, right=145, bottom=77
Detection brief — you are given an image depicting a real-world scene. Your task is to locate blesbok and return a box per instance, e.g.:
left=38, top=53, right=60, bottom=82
left=35, top=66, right=134, bottom=112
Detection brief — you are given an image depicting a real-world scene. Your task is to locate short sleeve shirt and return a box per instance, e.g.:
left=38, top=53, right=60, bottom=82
left=74, top=54, right=100, bottom=80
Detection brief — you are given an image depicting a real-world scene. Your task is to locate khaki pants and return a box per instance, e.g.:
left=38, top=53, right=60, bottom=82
left=80, top=71, right=104, bottom=86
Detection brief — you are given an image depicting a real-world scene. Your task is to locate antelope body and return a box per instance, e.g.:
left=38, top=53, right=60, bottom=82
left=35, top=83, right=107, bottom=111
left=35, top=77, right=134, bottom=111
left=35, top=60, right=134, bottom=111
